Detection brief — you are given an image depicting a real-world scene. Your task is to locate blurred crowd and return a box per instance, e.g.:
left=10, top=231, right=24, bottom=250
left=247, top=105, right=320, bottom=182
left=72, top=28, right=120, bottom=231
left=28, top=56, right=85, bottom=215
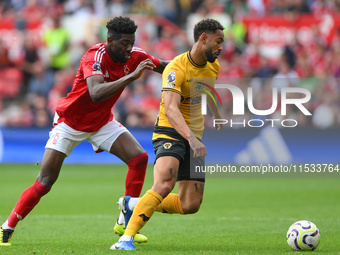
left=0, top=0, right=340, bottom=129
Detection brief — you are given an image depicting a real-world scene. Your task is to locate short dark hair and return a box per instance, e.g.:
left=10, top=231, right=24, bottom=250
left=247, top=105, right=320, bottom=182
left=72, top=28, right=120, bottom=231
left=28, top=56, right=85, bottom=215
left=193, top=19, right=224, bottom=42
left=106, top=16, right=138, bottom=39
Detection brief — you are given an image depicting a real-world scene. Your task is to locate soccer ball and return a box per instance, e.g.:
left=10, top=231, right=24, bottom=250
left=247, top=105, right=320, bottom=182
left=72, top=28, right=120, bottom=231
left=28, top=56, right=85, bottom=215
left=286, top=220, right=320, bottom=251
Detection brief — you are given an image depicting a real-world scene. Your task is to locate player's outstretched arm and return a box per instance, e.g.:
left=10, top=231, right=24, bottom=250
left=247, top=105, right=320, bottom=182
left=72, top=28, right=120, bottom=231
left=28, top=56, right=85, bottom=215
left=86, top=59, right=156, bottom=103
left=163, top=91, right=207, bottom=157
left=153, top=60, right=171, bottom=74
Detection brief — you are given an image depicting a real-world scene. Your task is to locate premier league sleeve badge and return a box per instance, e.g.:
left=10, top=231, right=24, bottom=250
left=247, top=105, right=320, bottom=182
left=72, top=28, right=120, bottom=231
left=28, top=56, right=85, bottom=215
left=92, top=61, right=103, bottom=75
left=92, top=61, right=101, bottom=71
left=167, top=72, right=176, bottom=83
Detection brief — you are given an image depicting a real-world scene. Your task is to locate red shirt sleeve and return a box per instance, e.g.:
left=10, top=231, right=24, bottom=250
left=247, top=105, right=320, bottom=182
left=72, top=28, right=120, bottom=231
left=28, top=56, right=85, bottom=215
left=82, top=48, right=104, bottom=79
left=132, top=47, right=160, bottom=67
left=148, top=54, right=160, bottom=67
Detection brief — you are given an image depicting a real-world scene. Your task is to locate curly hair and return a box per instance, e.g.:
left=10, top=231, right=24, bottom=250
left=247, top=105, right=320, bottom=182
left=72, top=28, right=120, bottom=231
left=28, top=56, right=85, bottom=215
left=106, top=16, right=138, bottom=39
left=193, top=19, right=224, bottom=42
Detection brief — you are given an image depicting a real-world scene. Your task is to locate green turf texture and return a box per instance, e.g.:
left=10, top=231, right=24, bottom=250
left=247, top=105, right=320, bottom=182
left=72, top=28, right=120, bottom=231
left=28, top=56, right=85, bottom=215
left=0, top=164, right=339, bottom=254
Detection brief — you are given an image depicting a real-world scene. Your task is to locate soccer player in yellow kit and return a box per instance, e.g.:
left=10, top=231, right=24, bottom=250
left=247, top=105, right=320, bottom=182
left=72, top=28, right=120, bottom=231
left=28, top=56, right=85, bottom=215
left=112, top=18, right=224, bottom=250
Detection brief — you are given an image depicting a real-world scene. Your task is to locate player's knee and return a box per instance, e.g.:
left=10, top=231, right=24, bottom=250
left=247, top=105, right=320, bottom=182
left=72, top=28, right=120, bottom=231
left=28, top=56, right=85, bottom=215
left=159, top=184, right=173, bottom=197
left=37, top=170, right=59, bottom=188
left=182, top=199, right=202, bottom=214
left=137, top=151, right=148, bottom=165
left=32, top=179, right=51, bottom=196
left=127, top=152, right=148, bottom=168
left=152, top=182, right=174, bottom=198
left=37, top=176, right=56, bottom=189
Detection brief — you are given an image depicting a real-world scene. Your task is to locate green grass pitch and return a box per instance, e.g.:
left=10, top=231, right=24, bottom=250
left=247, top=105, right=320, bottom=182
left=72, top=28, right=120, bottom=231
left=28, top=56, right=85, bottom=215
left=0, top=164, right=339, bottom=254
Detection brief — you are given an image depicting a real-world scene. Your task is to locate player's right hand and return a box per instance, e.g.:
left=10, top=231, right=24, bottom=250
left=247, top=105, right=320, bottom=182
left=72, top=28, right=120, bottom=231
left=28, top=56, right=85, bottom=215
left=132, top=59, right=156, bottom=80
left=189, top=137, right=207, bottom=158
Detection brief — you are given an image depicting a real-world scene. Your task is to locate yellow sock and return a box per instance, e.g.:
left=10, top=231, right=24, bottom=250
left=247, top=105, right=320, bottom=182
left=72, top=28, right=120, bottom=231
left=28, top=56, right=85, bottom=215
left=155, top=193, right=185, bottom=214
left=125, top=190, right=163, bottom=237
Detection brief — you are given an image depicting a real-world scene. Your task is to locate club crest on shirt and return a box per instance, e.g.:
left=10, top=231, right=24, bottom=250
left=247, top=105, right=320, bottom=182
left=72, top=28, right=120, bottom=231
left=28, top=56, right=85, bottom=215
left=124, top=65, right=130, bottom=75
left=167, top=72, right=176, bottom=83
left=92, top=61, right=101, bottom=71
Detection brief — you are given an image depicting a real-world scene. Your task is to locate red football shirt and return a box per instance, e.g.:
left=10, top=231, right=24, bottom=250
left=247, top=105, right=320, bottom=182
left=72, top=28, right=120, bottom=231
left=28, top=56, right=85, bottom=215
left=55, top=43, right=160, bottom=132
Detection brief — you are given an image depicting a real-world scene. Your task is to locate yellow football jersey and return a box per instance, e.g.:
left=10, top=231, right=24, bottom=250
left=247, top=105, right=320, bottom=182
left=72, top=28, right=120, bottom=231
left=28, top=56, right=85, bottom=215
left=153, top=51, right=220, bottom=141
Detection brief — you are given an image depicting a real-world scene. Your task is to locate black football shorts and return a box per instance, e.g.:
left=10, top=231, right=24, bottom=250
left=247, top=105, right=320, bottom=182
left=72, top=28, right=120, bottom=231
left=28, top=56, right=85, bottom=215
left=152, top=138, right=205, bottom=182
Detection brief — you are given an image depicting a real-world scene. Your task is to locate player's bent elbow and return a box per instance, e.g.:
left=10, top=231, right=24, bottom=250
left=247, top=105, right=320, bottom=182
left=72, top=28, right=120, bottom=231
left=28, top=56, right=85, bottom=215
left=164, top=105, right=177, bottom=118
left=90, top=94, right=101, bottom=103
left=88, top=89, right=103, bottom=103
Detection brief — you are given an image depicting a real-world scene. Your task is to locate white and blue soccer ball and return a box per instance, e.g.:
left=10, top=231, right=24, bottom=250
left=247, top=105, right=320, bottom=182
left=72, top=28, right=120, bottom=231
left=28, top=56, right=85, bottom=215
left=286, top=220, right=320, bottom=251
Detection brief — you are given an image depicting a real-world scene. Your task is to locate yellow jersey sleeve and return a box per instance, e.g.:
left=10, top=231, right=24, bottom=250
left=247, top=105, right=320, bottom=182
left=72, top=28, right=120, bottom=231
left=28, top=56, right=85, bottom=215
left=162, top=62, right=185, bottom=95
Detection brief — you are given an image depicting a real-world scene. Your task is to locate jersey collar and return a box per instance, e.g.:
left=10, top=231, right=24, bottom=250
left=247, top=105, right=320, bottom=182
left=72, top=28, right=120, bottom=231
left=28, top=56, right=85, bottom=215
left=187, top=51, right=206, bottom=68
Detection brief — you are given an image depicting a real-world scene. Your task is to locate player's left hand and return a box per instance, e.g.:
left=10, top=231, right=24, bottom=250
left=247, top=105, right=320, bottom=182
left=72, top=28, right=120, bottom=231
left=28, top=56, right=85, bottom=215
left=131, top=59, right=156, bottom=80
left=189, top=137, right=207, bottom=158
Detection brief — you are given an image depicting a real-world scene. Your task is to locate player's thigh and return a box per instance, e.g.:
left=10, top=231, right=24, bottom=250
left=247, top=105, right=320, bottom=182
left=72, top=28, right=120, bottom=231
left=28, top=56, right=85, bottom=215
left=45, top=122, right=85, bottom=157
left=42, top=120, right=90, bottom=188
left=109, top=131, right=145, bottom=163
left=42, top=122, right=85, bottom=187
left=152, top=156, right=180, bottom=197
left=153, top=156, right=180, bottom=184
left=88, top=121, right=145, bottom=163
left=152, top=138, right=185, bottom=189
left=38, top=148, right=67, bottom=188
left=177, top=180, right=205, bottom=214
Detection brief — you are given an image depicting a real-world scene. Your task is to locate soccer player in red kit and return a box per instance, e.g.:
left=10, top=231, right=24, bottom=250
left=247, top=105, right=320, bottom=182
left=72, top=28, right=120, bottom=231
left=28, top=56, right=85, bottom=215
left=0, top=16, right=169, bottom=246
